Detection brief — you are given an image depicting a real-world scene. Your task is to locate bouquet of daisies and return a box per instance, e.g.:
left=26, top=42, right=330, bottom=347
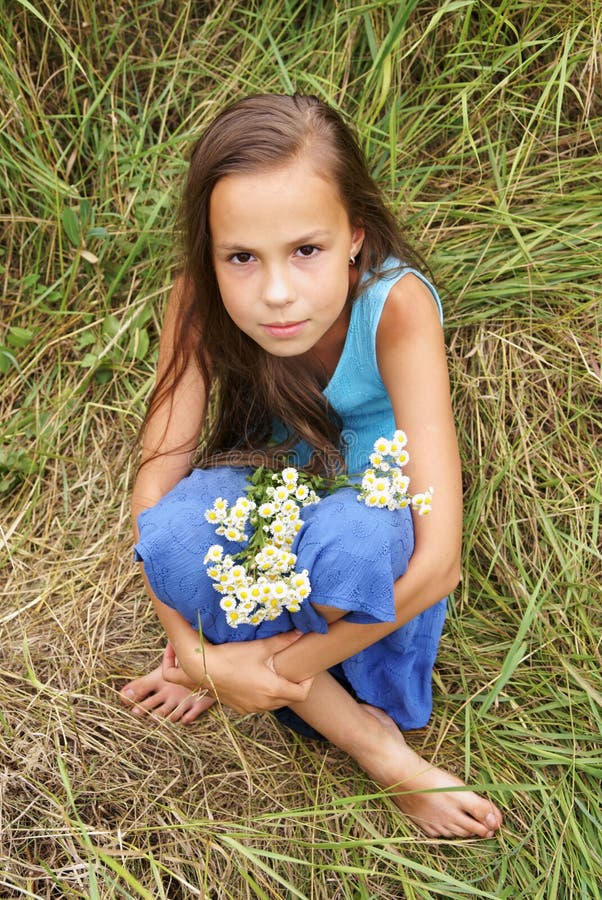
left=204, top=432, right=433, bottom=627
left=358, top=430, right=433, bottom=515
left=203, top=467, right=322, bottom=628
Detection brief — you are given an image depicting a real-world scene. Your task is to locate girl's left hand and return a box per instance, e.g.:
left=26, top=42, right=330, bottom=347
left=162, top=617, right=314, bottom=713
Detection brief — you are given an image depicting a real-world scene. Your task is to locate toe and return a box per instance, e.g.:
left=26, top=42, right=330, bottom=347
left=163, top=702, right=189, bottom=721
left=134, top=690, right=173, bottom=716
left=120, top=683, right=150, bottom=705
left=463, top=796, right=502, bottom=832
left=181, top=695, right=215, bottom=723
left=457, top=812, right=492, bottom=838
left=486, top=810, right=501, bottom=830
left=120, top=667, right=164, bottom=705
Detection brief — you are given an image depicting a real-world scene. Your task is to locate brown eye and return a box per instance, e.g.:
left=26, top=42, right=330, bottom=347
left=297, top=245, right=317, bottom=257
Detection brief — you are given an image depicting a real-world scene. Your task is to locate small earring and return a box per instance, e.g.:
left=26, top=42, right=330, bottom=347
left=349, top=255, right=355, bottom=266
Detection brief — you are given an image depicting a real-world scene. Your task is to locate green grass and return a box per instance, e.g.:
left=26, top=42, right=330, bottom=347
left=1, top=0, right=601, bottom=896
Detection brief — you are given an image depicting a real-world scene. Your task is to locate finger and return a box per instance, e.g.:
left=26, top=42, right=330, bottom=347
left=163, top=642, right=178, bottom=668
left=270, top=675, right=314, bottom=705
left=163, top=663, right=195, bottom=688
left=284, top=682, right=314, bottom=702
left=289, top=676, right=314, bottom=701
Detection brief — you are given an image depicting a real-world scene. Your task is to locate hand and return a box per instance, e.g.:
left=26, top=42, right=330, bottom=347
left=161, top=642, right=198, bottom=691
left=163, top=624, right=314, bottom=714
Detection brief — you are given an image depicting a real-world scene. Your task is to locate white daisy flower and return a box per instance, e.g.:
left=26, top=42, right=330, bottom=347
left=390, top=471, right=410, bottom=493
left=373, top=437, right=391, bottom=455
left=203, top=545, right=224, bottom=564
left=413, top=490, right=433, bottom=515
left=266, top=596, right=284, bottom=611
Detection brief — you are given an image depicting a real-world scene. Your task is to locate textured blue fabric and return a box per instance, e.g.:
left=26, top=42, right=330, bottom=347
left=134, top=260, right=447, bottom=732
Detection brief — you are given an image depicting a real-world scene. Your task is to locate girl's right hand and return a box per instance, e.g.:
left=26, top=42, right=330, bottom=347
left=162, top=630, right=314, bottom=714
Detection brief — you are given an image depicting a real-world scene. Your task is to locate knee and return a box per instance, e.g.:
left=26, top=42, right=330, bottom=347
left=300, top=487, right=414, bottom=564
left=294, top=488, right=414, bottom=609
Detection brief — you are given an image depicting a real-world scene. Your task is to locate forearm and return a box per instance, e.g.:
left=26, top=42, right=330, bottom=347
left=273, top=550, right=459, bottom=682
left=145, top=576, right=216, bottom=683
left=144, top=573, right=314, bottom=712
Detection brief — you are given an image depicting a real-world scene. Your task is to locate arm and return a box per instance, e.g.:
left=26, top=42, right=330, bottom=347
left=272, top=273, right=462, bottom=682
left=132, top=276, right=206, bottom=526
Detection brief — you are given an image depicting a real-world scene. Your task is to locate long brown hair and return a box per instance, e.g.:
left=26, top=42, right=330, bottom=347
left=144, top=94, right=425, bottom=475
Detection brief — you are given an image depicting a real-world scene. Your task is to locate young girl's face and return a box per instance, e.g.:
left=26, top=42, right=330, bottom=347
left=209, top=155, right=364, bottom=359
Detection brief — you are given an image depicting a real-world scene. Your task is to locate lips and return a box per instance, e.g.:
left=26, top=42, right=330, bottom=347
left=262, top=320, right=307, bottom=338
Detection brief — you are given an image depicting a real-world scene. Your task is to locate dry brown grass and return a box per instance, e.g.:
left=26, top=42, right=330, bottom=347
left=1, top=0, right=601, bottom=896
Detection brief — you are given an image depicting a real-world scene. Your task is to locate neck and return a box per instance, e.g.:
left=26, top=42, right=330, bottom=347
left=302, top=301, right=351, bottom=388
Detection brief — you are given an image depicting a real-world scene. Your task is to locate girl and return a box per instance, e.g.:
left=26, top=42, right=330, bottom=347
left=121, top=94, right=503, bottom=839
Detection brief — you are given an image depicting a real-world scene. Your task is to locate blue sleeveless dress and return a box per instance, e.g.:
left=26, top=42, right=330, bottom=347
left=134, top=259, right=448, bottom=735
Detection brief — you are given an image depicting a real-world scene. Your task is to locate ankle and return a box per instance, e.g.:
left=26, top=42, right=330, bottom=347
left=340, top=704, right=394, bottom=765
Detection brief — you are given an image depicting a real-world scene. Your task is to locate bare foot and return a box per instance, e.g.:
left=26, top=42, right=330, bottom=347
left=356, top=705, right=503, bottom=839
left=120, top=665, right=215, bottom=724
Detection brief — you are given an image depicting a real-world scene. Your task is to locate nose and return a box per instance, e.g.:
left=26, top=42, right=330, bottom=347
left=262, top=264, right=294, bottom=308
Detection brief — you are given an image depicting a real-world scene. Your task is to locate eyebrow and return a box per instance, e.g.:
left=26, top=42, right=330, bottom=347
left=214, top=230, right=332, bottom=252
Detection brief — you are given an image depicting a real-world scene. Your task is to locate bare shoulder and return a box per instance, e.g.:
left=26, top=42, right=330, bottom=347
left=376, top=273, right=444, bottom=360
left=140, top=272, right=207, bottom=473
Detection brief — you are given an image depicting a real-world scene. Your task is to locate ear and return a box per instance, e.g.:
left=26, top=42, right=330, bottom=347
left=350, top=225, right=365, bottom=258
